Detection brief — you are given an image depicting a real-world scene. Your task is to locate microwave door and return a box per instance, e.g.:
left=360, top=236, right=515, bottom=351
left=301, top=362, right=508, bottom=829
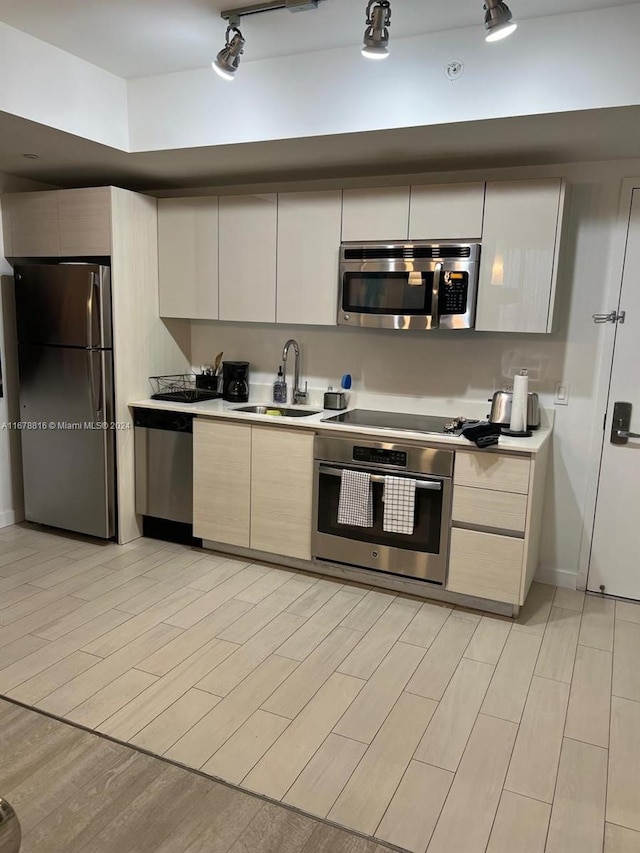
left=340, top=266, right=439, bottom=330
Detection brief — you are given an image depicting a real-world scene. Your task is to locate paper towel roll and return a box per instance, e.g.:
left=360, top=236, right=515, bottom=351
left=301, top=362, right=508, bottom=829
left=510, top=370, right=529, bottom=433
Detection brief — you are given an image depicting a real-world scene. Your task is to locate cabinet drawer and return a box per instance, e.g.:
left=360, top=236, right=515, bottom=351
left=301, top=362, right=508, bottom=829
left=452, top=486, right=527, bottom=534
left=454, top=451, right=530, bottom=494
left=447, top=528, right=524, bottom=605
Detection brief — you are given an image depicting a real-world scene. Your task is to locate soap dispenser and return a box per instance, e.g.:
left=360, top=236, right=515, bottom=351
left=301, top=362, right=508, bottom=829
left=273, top=365, right=287, bottom=404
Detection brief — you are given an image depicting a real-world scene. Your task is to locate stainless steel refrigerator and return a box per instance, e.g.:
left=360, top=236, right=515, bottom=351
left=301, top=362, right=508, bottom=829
left=14, top=263, right=116, bottom=539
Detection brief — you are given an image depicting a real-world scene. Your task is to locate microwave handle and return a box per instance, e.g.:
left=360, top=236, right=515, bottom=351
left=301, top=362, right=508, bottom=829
left=431, top=262, right=442, bottom=330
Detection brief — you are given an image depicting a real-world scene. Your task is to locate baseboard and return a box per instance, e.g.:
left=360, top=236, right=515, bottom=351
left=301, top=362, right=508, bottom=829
left=535, top=566, right=577, bottom=590
left=0, top=508, right=20, bottom=529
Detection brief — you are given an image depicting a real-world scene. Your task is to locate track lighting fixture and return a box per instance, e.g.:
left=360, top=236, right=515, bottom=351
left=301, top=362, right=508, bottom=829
left=483, top=0, right=517, bottom=42
left=361, top=0, right=391, bottom=60
left=212, top=24, right=246, bottom=80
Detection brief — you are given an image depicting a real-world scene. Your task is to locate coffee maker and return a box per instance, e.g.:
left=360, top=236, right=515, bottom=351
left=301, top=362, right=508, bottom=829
left=222, top=361, right=250, bottom=403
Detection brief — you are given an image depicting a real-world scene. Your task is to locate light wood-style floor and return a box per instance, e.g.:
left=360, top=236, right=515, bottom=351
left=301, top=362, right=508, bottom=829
left=1, top=523, right=639, bottom=853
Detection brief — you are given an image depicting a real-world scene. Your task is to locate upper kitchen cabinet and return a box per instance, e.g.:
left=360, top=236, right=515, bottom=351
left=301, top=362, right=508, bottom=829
left=341, top=187, right=410, bottom=242
left=219, top=194, right=277, bottom=323
left=476, top=178, right=567, bottom=333
left=409, top=183, right=485, bottom=240
left=2, top=187, right=112, bottom=257
left=158, top=197, right=219, bottom=320
left=276, top=191, right=342, bottom=326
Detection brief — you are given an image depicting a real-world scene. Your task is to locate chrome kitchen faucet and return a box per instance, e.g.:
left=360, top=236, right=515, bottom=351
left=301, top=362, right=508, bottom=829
left=282, top=339, right=308, bottom=405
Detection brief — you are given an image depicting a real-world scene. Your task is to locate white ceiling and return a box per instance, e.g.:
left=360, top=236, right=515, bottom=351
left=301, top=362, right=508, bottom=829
left=0, top=0, right=637, bottom=79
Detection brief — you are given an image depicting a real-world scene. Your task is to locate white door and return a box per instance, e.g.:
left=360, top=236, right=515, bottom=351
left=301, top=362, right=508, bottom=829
left=588, top=188, right=640, bottom=599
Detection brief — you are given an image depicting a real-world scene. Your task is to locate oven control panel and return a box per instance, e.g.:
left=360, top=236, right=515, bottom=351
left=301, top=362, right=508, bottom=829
left=353, top=446, right=407, bottom=467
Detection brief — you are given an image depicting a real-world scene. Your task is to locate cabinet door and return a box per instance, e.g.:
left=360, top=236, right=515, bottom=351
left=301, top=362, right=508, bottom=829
left=409, top=183, right=485, bottom=240
left=447, top=527, right=524, bottom=605
left=251, top=426, right=314, bottom=560
left=193, top=418, right=251, bottom=547
left=276, top=191, right=342, bottom=326
left=476, top=179, right=566, bottom=333
left=219, top=194, right=277, bottom=322
left=158, top=197, right=219, bottom=319
left=341, top=187, right=410, bottom=242
left=58, top=187, right=112, bottom=255
left=3, top=191, right=60, bottom=256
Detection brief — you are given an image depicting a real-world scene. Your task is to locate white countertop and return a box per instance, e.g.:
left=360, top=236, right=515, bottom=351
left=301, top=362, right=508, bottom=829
left=129, top=390, right=552, bottom=455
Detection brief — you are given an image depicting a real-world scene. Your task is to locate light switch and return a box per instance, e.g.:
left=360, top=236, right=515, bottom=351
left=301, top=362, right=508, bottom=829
left=555, top=383, right=569, bottom=405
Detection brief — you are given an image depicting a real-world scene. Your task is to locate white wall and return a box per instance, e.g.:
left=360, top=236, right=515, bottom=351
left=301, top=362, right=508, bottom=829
left=191, top=157, right=636, bottom=588
left=0, top=173, right=54, bottom=528
left=129, top=4, right=640, bottom=152
left=0, top=23, right=129, bottom=150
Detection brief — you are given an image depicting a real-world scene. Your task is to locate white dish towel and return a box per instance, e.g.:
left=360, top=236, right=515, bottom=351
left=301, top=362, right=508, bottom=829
left=383, top=476, right=417, bottom=535
left=338, top=470, right=373, bottom=527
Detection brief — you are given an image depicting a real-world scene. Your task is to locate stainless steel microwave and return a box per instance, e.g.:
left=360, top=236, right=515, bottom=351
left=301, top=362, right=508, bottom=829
left=338, top=241, right=481, bottom=331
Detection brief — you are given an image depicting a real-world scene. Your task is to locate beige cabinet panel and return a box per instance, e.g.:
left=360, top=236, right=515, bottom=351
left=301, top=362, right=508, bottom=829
left=219, top=194, right=277, bottom=322
left=452, top=485, right=527, bottom=534
left=158, top=197, right=218, bottom=319
left=3, top=191, right=60, bottom=256
left=59, top=187, right=112, bottom=256
left=341, top=187, right=410, bottom=242
left=409, top=182, right=485, bottom=240
left=476, top=178, right=566, bottom=333
left=454, top=450, right=530, bottom=494
left=251, top=426, right=314, bottom=560
left=276, top=191, right=342, bottom=326
left=193, top=419, right=251, bottom=547
left=447, top=528, right=524, bottom=605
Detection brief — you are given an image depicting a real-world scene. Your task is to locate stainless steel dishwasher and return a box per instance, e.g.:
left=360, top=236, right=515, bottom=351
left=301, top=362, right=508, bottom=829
left=134, top=408, right=193, bottom=527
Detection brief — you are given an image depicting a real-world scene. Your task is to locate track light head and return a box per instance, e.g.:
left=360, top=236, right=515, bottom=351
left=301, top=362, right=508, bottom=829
left=362, top=0, right=391, bottom=60
left=212, top=25, right=245, bottom=80
left=484, top=0, right=517, bottom=42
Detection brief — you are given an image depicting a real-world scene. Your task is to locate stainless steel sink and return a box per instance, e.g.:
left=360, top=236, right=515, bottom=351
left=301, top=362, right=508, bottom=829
left=234, top=405, right=320, bottom=418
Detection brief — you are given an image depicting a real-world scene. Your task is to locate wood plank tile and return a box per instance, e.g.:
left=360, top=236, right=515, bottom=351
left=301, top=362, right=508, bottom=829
left=131, top=688, right=221, bottom=754
left=301, top=823, right=385, bottom=853
left=534, top=606, right=581, bottom=683
left=202, top=709, right=290, bottom=785
left=616, top=600, right=640, bottom=625
left=137, top=549, right=210, bottom=583
left=10, top=651, right=102, bottom=705
left=0, top=565, right=109, bottom=624
left=565, top=644, right=612, bottom=747
left=397, top=599, right=452, bottom=648
left=136, top=598, right=251, bottom=676
left=579, top=595, right=615, bottom=651
left=605, top=823, right=640, bottom=852
left=513, top=582, right=555, bottom=635
left=276, top=588, right=365, bottom=661
left=240, top=672, right=364, bottom=799
left=608, top=696, right=640, bottom=832
left=286, top=578, right=343, bottom=618
left=166, top=654, right=298, bottom=768
left=546, top=738, right=607, bottom=853
left=226, top=802, right=316, bottom=853
left=423, top=714, right=518, bottom=853
left=216, top=575, right=315, bottom=644
left=376, top=759, right=452, bottom=853
left=553, top=586, right=585, bottom=611
left=71, top=550, right=174, bottom=600
left=164, top=565, right=268, bottom=629
left=328, top=692, right=437, bottom=835
left=613, top=619, right=640, bottom=701
left=0, top=584, right=44, bottom=610
left=481, top=630, right=542, bottom=723
left=234, top=567, right=295, bottom=603
left=284, top=733, right=367, bottom=818
left=414, top=657, right=494, bottom=771
left=115, top=576, right=197, bottom=614
left=0, top=633, right=47, bottom=669
left=334, top=641, right=426, bottom=743
left=39, top=622, right=182, bottom=717
left=185, top=556, right=255, bottom=592
left=337, top=597, right=424, bottom=681
left=100, top=637, right=237, bottom=741
left=0, top=717, right=82, bottom=791
left=464, top=615, right=512, bottom=665
left=505, top=676, right=570, bottom=803
left=405, top=614, right=478, bottom=701
left=486, top=791, right=550, bottom=853
left=0, top=595, right=84, bottom=648
left=339, top=588, right=393, bottom=632
left=197, top=612, right=305, bottom=697
left=66, top=668, right=158, bottom=728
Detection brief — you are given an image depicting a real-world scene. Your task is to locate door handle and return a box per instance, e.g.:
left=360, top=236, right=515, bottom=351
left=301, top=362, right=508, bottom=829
left=430, top=263, right=442, bottom=330
left=611, top=401, right=639, bottom=445
left=615, top=430, right=640, bottom=440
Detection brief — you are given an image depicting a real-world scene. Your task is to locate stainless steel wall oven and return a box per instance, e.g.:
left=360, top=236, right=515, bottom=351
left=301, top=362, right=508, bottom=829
left=312, top=435, right=454, bottom=584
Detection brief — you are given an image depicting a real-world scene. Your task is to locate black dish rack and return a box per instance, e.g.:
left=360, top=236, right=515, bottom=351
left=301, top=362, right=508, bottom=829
left=149, top=374, right=221, bottom=404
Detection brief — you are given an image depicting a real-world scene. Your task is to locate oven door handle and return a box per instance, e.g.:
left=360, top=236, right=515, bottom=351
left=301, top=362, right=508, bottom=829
left=318, top=465, right=442, bottom=491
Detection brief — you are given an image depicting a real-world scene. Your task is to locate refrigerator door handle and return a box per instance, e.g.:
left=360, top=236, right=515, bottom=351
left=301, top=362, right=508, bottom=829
left=87, top=273, right=96, bottom=348
left=87, top=350, right=102, bottom=417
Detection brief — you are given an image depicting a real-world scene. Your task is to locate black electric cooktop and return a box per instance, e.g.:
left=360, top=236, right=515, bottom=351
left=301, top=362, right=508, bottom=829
left=321, top=409, right=478, bottom=435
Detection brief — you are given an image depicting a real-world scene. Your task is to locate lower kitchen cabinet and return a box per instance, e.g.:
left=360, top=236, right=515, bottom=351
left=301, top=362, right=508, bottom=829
left=193, top=419, right=314, bottom=559
left=448, top=527, right=524, bottom=605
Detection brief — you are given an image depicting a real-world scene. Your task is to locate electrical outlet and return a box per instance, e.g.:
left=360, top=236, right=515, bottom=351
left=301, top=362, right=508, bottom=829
left=555, top=383, right=570, bottom=405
